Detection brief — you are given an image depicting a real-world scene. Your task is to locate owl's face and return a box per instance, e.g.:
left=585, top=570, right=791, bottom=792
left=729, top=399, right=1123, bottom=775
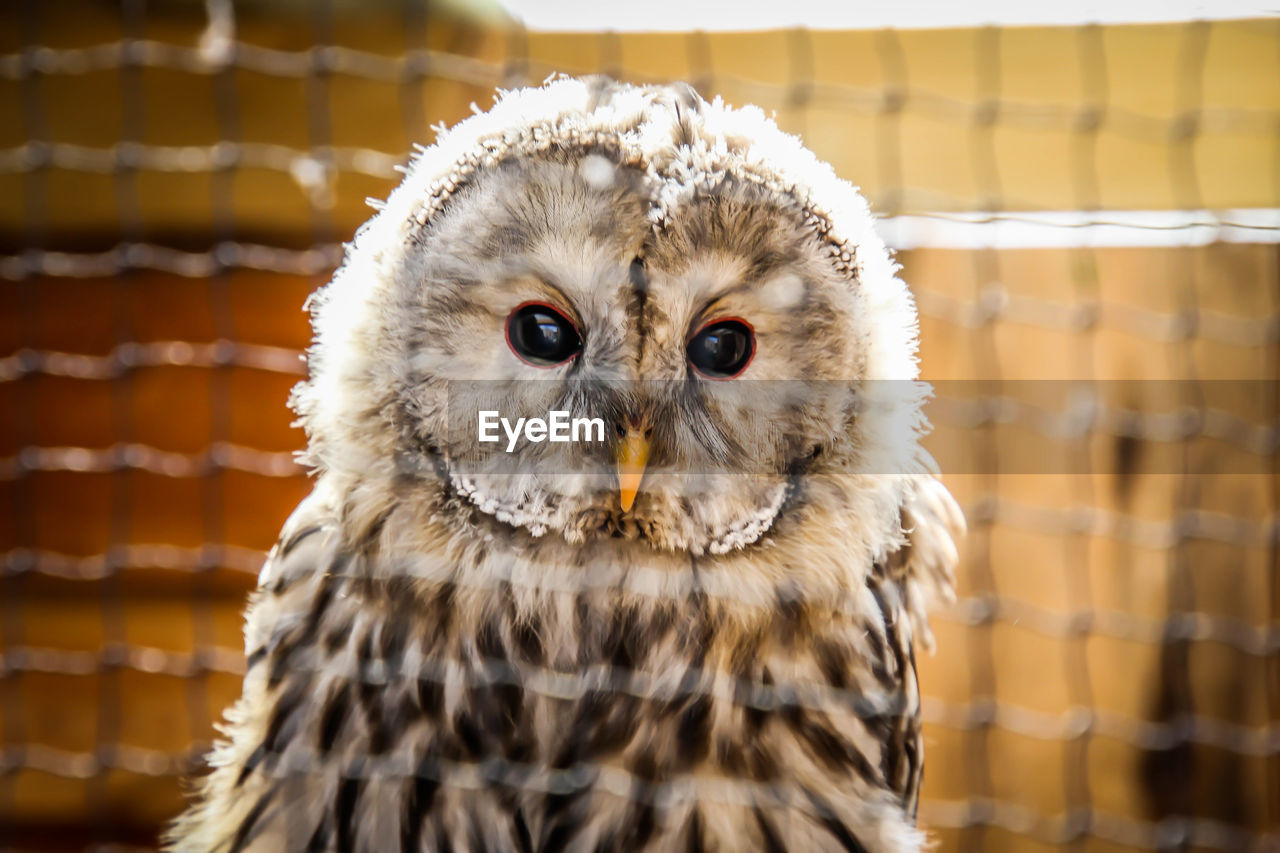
left=298, top=79, right=922, bottom=558
left=380, top=151, right=866, bottom=555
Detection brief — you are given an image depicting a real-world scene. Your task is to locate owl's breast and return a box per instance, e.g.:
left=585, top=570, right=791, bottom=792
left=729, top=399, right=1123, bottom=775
left=184, top=512, right=924, bottom=852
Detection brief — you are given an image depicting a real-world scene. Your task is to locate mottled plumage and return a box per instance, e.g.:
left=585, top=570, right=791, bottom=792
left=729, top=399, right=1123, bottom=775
left=169, top=77, right=963, bottom=852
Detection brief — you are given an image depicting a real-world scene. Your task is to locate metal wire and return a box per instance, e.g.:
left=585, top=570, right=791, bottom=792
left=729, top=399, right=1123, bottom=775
left=0, top=646, right=1275, bottom=756
left=1, top=747, right=1272, bottom=851
left=2, top=40, right=1277, bottom=143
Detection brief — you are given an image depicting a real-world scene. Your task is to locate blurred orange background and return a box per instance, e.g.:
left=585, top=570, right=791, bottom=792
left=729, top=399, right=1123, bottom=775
left=1, top=2, right=1276, bottom=849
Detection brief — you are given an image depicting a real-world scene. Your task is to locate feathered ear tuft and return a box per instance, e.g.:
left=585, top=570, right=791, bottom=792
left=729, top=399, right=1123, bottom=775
left=890, top=476, right=965, bottom=653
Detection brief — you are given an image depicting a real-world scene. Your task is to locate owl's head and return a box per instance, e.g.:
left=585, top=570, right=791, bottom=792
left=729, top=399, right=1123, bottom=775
left=294, top=77, right=928, bottom=557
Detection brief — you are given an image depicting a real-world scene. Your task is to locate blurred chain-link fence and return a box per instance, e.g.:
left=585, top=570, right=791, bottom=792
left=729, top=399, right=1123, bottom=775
left=0, top=0, right=1276, bottom=850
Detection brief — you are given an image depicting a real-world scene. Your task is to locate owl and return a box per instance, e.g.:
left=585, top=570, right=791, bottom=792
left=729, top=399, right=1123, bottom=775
left=168, top=77, right=963, bottom=852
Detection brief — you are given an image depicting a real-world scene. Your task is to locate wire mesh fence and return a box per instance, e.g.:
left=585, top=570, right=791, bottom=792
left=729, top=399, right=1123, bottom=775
left=0, top=0, right=1276, bottom=850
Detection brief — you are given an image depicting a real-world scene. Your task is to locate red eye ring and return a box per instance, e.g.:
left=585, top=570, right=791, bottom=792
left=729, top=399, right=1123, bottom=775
left=505, top=301, right=583, bottom=368
left=686, top=316, right=756, bottom=380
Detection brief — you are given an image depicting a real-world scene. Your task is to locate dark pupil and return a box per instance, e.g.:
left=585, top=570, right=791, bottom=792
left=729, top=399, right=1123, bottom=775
left=688, top=321, right=753, bottom=377
left=509, top=305, right=581, bottom=365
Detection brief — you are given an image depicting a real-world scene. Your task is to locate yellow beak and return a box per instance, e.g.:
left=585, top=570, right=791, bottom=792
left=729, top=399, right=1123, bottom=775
left=615, top=425, right=651, bottom=513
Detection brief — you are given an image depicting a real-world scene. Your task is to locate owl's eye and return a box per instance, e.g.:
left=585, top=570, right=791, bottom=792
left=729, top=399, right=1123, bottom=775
left=506, top=302, right=583, bottom=367
left=687, top=318, right=755, bottom=379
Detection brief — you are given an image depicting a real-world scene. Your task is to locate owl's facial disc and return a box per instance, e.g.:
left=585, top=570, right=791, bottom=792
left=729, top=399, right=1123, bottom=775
left=384, top=155, right=867, bottom=555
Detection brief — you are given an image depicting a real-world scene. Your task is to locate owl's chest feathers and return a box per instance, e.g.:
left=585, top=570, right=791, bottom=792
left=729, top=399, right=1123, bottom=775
left=244, top=523, right=920, bottom=843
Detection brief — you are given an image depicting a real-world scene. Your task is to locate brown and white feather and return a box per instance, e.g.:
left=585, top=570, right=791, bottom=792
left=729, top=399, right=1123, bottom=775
left=168, top=77, right=962, bottom=853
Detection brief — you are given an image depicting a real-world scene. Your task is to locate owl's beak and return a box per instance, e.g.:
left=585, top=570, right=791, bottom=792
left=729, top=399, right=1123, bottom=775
left=615, top=418, right=652, bottom=513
